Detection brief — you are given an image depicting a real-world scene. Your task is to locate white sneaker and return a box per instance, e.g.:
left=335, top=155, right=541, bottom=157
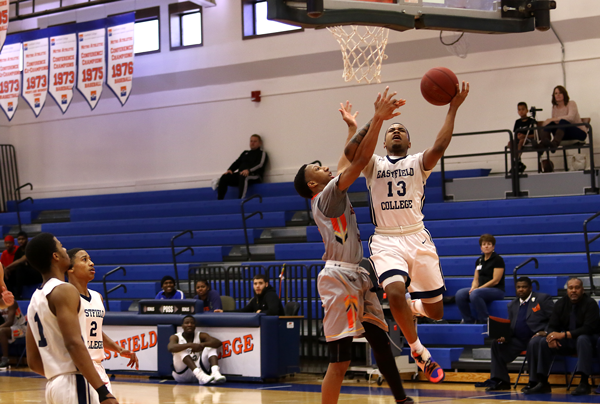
left=193, top=368, right=214, bottom=385
left=211, top=366, right=226, bottom=384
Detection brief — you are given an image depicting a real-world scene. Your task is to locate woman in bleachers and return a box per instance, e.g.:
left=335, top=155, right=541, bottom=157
left=455, top=234, right=506, bottom=324
left=539, top=85, right=588, bottom=151
left=193, top=279, right=223, bottom=312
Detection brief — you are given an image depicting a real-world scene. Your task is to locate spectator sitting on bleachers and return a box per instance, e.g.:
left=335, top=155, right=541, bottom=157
left=193, top=279, right=222, bottom=312
left=0, top=236, right=18, bottom=270
left=538, top=86, right=588, bottom=152
left=508, top=102, right=537, bottom=173
left=4, top=231, right=42, bottom=299
left=217, top=134, right=268, bottom=200
left=238, top=274, right=284, bottom=315
left=477, top=277, right=554, bottom=391
left=155, top=275, right=185, bottom=300
left=523, top=277, right=600, bottom=396
left=455, top=234, right=506, bottom=324
left=0, top=298, right=26, bottom=369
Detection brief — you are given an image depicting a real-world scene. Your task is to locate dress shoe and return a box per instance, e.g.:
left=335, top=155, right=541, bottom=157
left=520, top=382, right=536, bottom=393
left=475, top=379, right=494, bottom=388
left=571, top=382, right=591, bottom=396
left=523, top=382, right=551, bottom=395
left=486, top=380, right=511, bottom=391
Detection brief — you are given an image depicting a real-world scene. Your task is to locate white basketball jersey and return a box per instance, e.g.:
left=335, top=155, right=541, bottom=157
left=363, top=152, right=431, bottom=228
left=28, top=278, right=86, bottom=380
left=80, top=290, right=105, bottom=362
left=172, top=331, right=201, bottom=372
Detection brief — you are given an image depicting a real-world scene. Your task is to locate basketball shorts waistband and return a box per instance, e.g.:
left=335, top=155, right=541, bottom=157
left=374, top=222, right=424, bottom=236
left=325, top=260, right=360, bottom=271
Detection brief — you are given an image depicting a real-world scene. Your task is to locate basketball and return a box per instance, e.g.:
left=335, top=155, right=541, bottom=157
left=420, top=67, right=459, bottom=106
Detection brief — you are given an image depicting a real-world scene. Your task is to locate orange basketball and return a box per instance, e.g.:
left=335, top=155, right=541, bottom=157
left=420, top=67, right=459, bottom=106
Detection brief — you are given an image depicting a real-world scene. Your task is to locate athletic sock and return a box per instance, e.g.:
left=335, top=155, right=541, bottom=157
left=411, top=299, right=425, bottom=317
left=408, top=338, right=424, bottom=354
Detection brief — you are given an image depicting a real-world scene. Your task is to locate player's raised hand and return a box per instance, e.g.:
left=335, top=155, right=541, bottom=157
left=339, top=101, right=359, bottom=128
left=374, top=87, right=405, bottom=120
left=450, top=81, right=469, bottom=110
left=1, top=286, right=14, bottom=307
left=120, top=349, right=139, bottom=370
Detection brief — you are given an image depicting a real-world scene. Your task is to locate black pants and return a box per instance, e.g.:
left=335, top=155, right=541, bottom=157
left=540, top=119, right=587, bottom=144
left=490, top=337, right=529, bottom=383
left=217, top=172, right=261, bottom=200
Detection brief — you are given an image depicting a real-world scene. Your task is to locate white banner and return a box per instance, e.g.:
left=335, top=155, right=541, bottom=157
left=106, top=22, right=134, bottom=105
left=177, top=326, right=262, bottom=377
left=0, top=43, right=21, bottom=121
left=103, top=325, right=158, bottom=372
left=77, top=28, right=105, bottom=110
left=49, top=33, right=77, bottom=113
left=0, top=0, right=8, bottom=52
left=22, top=38, right=49, bottom=117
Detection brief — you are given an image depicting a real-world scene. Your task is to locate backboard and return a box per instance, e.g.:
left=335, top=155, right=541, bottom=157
left=267, top=0, right=556, bottom=34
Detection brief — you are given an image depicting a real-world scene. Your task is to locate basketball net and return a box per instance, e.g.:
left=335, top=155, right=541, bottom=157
left=327, top=25, right=389, bottom=84
left=440, top=31, right=469, bottom=59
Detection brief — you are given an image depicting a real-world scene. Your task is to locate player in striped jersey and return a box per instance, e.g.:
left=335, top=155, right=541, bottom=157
left=344, top=81, right=469, bottom=383
left=25, top=233, right=118, bottom=404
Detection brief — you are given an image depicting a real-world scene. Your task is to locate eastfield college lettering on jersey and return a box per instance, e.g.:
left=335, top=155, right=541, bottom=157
left=81, top=290, right=106, bottom=358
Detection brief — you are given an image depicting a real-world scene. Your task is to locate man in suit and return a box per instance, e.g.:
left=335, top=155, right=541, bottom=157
left=477, top=277, right=554, bottom=391
left=524, top=277, right=600, bottom=396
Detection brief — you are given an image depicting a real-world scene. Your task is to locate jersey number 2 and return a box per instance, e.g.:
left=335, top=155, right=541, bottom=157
left=90, top=321, right=97, bottom=337
left=34, top=313, right=48, bottom=347
left=387, top=180, right=406, bottom=197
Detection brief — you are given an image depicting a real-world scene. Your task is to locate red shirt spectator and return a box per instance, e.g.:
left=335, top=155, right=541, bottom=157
left=0, top=236, right=18, bottom=269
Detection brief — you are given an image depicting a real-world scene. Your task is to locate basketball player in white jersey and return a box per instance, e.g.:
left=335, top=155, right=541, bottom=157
left=168, top=315, right=226, bottom=385
left=343, top=82, right=470, bottom=383
left=25, top=233, right=118, bottom=404
left=67, top=248, right=139, bottom=392
left=295, top=88, right=414, bottom=404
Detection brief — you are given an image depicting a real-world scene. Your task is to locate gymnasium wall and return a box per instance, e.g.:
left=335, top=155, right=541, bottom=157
left=1, top=0, right=599, bottom=199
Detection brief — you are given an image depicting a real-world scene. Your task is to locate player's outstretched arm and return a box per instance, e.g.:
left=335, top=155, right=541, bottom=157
left=51, top=284, right=118, bottom=404
left=26, top=323, right=45, bottom=376
left=338, top=87, right=404, bottom=192
left=103, top=332, right=139, bottom=370
left=337, top=101, right=359, bottom=174
left=423, top=81, right=469, bottom=171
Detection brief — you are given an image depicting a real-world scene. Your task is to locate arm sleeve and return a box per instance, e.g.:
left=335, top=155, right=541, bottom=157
left=317, top=176, right=347, bottom=218
left=540, top=295, right=555, bottom=322
left=209, top=291, right=223, bottom=311
left=264, top=293, right=283, bottom=316
left=570, top=299, right=600, bottom=339
left=155, top=291, right=163, bottom=299
left=249, top=150, right=268, bottom=173
left=546, top=299, right=562, bottom=333
left=228, top=152, right=244, bottom=172
left=494, top=255, right=506, bottom=269
left=238, top=298, right=256, bottom=313
left=176, top=290, right=185, bottom=299
left=552, top=101, right=579, bottom=122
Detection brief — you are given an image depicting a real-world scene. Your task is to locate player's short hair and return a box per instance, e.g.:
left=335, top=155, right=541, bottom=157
left=17, top=230, right=28, bottom=239
left=67, top=248, right=85, bottom=265
left=182, top=315, right=196, bottom=324
left=161, top=275, right=176, bottom=286
left=567, top=276, right=583, bottom=287
left=516, top=276, right=532, bottom=287
left=195, top=278, right=211, bottom=290
left=479, top=233, right=496, bottom=246
left=294, top=164, right=313, bottom=199
left=517, top=102, right=528, bottom=109
left=253, top=273, right=268, bottom=283
left=26, top=233, right=59, bottom=274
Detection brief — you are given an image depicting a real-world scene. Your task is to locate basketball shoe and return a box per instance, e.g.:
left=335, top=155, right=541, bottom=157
left=411, top=347, right=445, bottom=383
left=193, top=368, right=215, bottom=385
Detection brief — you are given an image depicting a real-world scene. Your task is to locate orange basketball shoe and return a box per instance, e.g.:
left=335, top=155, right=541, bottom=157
left=412, top=347, right=445, bottom=383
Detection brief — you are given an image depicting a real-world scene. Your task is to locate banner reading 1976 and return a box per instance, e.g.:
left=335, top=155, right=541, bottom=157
left=22, top=37, right=49, bottom=117
left=0, top=36, right=21, bottom=121
left=77, top=21, right=105, bottom=110
left=106, top=13, right=135, bottom=106
left=49, top=27, right=77, bottom=114
left=0, top=0, right=8, bottom=52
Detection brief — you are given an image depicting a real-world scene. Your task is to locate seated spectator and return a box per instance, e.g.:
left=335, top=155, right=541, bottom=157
left=455, top=234, right=505, bottom=324
left=539, top=86, right=587, bottom=152
left=239, top=274, right=284, bottom=315
left=0, top=236, right=18, bottom=270
left=524, top=277, right=600, bottom=396
left=168, top=315, right=226, bottom=385
left=217, top=134, right=268, bottom=200
left=155, top=275, right=185, bottom=300
left=508, top=102, right=537, bottom=173
left=4, top=231, right=42, bottom=299
left=476, top=277, right=554, bottom=391
left=0, top=298, right=26, bottom=369
left=193, top=279, right=222, bottom=312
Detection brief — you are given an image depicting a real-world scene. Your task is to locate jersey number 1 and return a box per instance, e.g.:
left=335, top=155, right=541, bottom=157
left=34, top=313, right=48, bottom=347
left=387, top=180, right=406, bottom=197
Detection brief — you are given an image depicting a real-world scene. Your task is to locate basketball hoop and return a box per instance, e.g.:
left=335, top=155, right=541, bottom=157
left=327, top=25, right=389, bottom=84
left=440, top=31, right=469, bottom=59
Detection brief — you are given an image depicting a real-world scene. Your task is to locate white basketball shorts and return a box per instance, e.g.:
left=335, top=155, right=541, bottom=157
left=94, top=361, right=112, bottom=393
left=172, top=347, right=218, bottom=383
left=46, top=373, right=100, bottom=404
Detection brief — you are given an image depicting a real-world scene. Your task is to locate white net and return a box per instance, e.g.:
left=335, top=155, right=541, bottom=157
left=440, top=31, right=469, bottom=59
left=327, top=25, right=389, bottom=84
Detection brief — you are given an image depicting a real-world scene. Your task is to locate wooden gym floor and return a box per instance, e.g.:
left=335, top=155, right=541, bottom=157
left=0, top=370, right=597, bottom=404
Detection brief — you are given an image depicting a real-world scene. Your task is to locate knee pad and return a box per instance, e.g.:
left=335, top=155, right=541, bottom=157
left=327, top=337, right=353, bottom=363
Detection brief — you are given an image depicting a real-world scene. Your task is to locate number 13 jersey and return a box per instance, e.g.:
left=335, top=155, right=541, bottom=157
left=80, top=290, right=106, bottom=362
left=363, top=153, right=431, bottom=228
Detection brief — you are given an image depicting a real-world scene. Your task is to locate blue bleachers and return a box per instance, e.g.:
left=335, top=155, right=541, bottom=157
left=443, top=300, right=510, bottom=321
left=88, top=282, right=160, bottom=299
left=417, top=324, right=487, bottom=346
left=443, top=276, right=569, bottom=297
left=88, top=247, right=229, bottom=265
left=94, top=264, right=191, bottom=281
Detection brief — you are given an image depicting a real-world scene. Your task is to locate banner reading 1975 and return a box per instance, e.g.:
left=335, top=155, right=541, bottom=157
left=22, top=35, right=49, bottom=117
left=106, top=13, right=135, bottom=106
left=0, top=36, right=21, bottom=121
left=49, top=25, right=77, bottom=114
left=0, top=0, right=8, bottom=52
left=77, top=20, right=105, bottom=110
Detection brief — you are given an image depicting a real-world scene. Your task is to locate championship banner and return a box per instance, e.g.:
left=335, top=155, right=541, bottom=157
left=48, top=25, right=77, bottom=114
left=106, top=13, right=135, bottom=106
left=21, top=31, right=49, bottom=117
left=103, top=325, right=158, bottom=372
left=77, top=20, right=105, bottom=110
left=0, top=35, right=21, bottom=121
left=0, top=0, right=8, bottom=53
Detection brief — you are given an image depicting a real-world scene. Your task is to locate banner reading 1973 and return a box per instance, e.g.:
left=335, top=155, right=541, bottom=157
left=106, top=13, right=135, bottom=106
left=0, top=36, right=21, bottom=121
left=77, top=20, right=105, bottom=110
left=22, top=36, right=49, bottom=117
left=49, top=26, right=77, bottom=114
left=0, top=0, right=8, bottom=52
